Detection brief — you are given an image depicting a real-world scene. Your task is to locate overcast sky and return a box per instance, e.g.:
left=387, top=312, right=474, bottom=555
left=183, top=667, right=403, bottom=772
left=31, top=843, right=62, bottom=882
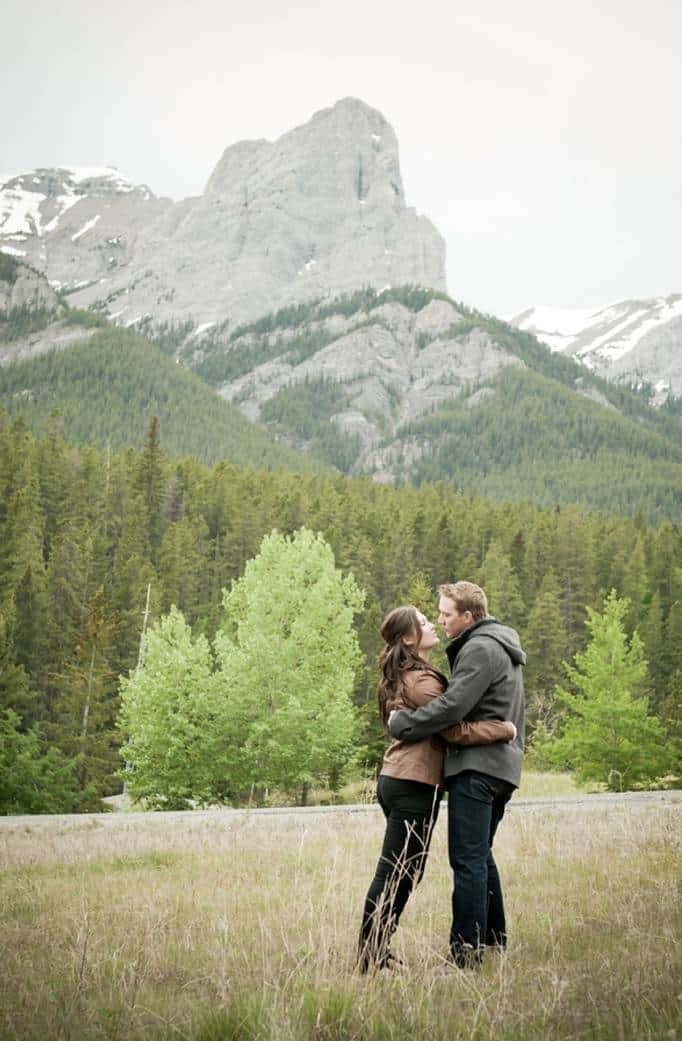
left=2, top=0, right=681, bottom=315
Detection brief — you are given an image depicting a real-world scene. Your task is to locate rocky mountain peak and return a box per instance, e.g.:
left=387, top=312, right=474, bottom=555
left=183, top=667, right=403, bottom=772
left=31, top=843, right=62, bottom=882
left=205, top=140, right=272, bottom=195
left=1, top=100, right=446, bottom=327
left=205, top=98, right=405, bottom=225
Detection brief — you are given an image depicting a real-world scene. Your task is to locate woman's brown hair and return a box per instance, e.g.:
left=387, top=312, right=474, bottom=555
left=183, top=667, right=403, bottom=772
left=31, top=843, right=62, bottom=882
left=377, top=606, right=430, bottom=725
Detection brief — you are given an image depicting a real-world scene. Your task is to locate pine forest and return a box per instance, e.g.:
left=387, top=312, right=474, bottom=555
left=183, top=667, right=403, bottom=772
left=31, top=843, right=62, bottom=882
left=1, top=412, right=680, bottom=810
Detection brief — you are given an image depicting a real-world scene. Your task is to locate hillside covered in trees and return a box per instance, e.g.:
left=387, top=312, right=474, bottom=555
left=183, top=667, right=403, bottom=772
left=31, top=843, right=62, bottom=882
left=2, top=285, right=681, bottom=520
left=0, top=328, right=313, bottom=472
left=193, top=288, right=682, bottom=523
left=1, top=416, right=680, bottom=811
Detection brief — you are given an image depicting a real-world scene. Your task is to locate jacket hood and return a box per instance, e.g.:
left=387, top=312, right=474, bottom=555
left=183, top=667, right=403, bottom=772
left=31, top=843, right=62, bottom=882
left=448, top=617, right=527, bottom=667
left=474, top=619, right=526, bottom=666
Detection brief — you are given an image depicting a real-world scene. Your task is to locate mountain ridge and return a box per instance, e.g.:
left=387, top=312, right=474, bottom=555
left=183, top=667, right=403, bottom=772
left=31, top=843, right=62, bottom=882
left=1, top=279, right=681, bottom=522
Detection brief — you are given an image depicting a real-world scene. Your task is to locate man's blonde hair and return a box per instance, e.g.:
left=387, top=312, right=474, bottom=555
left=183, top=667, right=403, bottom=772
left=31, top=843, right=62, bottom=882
left=439, top=580, right=489, bottom=622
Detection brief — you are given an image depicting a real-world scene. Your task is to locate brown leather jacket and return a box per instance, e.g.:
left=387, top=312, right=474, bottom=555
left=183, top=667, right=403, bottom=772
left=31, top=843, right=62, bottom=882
left=380, top=666, right=515, bottom=787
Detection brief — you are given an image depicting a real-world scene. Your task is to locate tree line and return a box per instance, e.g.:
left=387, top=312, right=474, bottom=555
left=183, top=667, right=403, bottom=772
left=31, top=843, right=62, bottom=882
left=0, top=414, right=680, bottom=811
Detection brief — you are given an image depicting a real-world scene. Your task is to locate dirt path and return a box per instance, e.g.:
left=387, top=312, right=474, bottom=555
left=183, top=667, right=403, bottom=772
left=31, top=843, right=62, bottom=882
left=0, top=789, right=679, bottom=831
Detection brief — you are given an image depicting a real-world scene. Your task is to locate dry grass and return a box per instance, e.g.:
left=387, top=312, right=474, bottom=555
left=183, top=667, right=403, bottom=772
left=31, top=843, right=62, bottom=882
left=269, top=770, right=584, bottom=809
left=1, top=798, right=680, bottom=1041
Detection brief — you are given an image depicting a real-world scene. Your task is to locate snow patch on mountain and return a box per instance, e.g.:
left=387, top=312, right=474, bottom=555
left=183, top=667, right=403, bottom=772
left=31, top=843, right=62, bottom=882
left=510, top=305, right=602, bottom=350
left=0, top=185, right=47, bottom=237
left=512, top=298, right=682, bottom=359
left=0, top=167, right=145, bottom=241
left=510, top=295, right=682, bottom=399
left=66, top=167, right=136, bottom=191
left=43, top=195, right=81, bottom=233
left=71, top=215, right=101, bottom=241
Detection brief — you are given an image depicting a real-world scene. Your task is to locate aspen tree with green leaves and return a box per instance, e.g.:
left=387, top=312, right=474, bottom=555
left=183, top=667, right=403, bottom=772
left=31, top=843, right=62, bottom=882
left=117, top=607, right=217, bottom=809
left=214, top=528, right=364, bottom=803
left=118, top=530, right=364, bottom=807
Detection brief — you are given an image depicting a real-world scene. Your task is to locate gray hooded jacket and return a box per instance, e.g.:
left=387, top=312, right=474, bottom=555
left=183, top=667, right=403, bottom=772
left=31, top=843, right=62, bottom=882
left=388, top=618, right=526, bottom=788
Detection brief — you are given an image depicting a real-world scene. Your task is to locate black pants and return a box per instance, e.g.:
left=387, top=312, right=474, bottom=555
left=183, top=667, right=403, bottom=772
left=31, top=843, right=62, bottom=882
left=358, top=775, right=441, bottom=970
left=447, top=770, right=514, bottom=963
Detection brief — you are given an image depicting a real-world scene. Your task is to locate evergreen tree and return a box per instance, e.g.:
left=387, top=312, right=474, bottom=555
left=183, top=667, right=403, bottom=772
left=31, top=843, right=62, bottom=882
left=51, top=589, right=120, bottom=799
left=0, top=420, right=49, bottom=703
left=111, top=491, right=157, bottom=670
left=133, top=416, right=167, bottom=561
left=406, top=571, right=438, bottom=618
left=13, top=562, right=49, bottom=699
left=661, top=586, right=682, bottom=682
left=541, top=591, right=673, bottom=789
left=619, top=534, right=649, bottom=629
left=662, top=670, right=682, bottom=745
left=158, top=514, right=211, bottom=626
left=521, top=570, right=568, bottom=730
left=639, top=591, right=666, bottom=710
left=476, top=539, right=525, bottom=629
left=0, top=709, right=81, bottom=814
left=36, top=412, right=70, bottom=559
left=0, top=605, right=32, bottom=718
left=554, top=509, right=595, bottom=655
left=650, top=523, right=680, bottom=614
left=44, top=514, right=95, bottom=695
left=520, top=514, right=555, bottom=603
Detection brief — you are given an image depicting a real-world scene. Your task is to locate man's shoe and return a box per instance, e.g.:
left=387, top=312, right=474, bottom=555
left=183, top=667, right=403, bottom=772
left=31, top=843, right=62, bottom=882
left=358, top=951, right=406, bottom=974
left=451, top=942, right=484, bottom=969
left=378, top=952, right=406, bottom=972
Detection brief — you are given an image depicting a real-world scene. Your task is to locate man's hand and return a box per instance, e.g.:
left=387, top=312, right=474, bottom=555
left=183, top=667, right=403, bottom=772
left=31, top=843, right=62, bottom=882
left=508, top=722, right=517, bottom=742
left=387, top=707, right=412, bottom=739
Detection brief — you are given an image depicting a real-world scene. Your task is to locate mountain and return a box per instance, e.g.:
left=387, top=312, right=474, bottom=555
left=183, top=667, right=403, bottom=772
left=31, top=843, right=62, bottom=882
left=2, top=252, right=680, bottom=520
left=0, top=166, right=169, bottom=298
left=178, top=286, right=682, bottom=521
left=511, top=296, right=682, bottom=402
left=0, top=99, right=445, bottom=328
left=0, top=321, right=313, bottom=472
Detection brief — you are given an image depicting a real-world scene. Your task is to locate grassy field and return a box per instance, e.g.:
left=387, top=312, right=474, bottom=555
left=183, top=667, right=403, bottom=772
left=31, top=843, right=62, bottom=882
left=1, top=796, right=680, bottom=1041
left=327, top=770, right=586, bottom=805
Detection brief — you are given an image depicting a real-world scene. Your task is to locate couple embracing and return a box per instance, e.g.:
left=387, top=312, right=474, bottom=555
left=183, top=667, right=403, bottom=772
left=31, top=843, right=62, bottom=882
left=358, top=580, right=526, bottom=973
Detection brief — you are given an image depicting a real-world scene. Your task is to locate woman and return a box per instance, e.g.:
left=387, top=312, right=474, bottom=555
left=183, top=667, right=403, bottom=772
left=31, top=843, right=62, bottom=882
left=357, top=605, right=516, bottom=972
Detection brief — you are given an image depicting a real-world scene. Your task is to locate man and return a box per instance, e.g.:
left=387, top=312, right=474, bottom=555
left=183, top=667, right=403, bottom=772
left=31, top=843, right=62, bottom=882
left=388, top=580, right=525, bottom=968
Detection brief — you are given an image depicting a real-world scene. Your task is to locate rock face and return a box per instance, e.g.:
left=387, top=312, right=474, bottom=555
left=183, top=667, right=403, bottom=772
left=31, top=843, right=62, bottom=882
left=211, top=296, right=522, bottom=472
left=511, top=296, right=682, bottom=401
left=0, top=256, right=60, bottom=314
left=0, top=100, right=446, bottom=328
left=0, top=256, right=99, bottom=366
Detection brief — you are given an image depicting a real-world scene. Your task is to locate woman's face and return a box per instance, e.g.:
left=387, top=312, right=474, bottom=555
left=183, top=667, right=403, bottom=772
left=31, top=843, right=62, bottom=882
left=415, top=611, right=439, bottom=654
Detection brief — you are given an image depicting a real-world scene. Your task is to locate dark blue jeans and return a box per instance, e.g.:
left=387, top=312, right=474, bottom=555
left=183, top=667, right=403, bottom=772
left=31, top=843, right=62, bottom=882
left=447, top=770, right=514, bottom=961
left=358, top=775, right=441, bottom=970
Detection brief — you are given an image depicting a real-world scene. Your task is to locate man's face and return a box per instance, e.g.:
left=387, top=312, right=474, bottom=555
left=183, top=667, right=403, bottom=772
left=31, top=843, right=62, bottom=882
left=438, top=596, right=473, bottom=640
